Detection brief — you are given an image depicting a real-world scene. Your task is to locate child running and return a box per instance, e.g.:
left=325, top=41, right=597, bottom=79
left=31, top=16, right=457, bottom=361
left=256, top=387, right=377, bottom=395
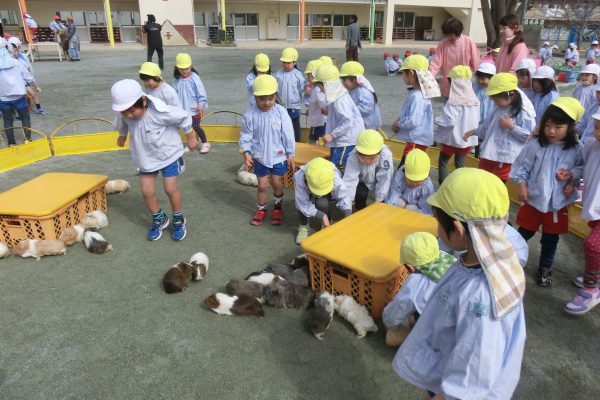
left=245, top=53, right=270, bottom=106
left=294, top=157, right=349, bottom=244
left=303, top=59, right=326, bottom=145
left=111, top=79, right=197, bottom=241
left=139, top=62, right=181, bottom=107
left=434, top=65, right=480, bottom=184
left=531, top=65, right=560, bottom=125
left=273, top=47, right=305, bottom=142
left=510, top=97, right=584, bottom=287
left=515, top=58, right=537, bottom=103
left=465, top=72, right=536, bottom=182
left=573, top=63, right=600, bottom=110
left=393, top=168, right=526, bottom=399
left=340, top=129, right=393, bottom=213
left=340, top=61, right=382, bottom=130
left=173, top=53, right=211, bottom=153
left=239, top=75, right=296, bottom=226
left=385, top=149, right=434, bottom=215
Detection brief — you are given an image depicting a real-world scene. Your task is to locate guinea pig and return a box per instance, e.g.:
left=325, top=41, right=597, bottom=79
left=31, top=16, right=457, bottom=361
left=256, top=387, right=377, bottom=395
left=189, top=252, right=209, bottom=281
left=104, top=179, right=130, bottom=194
left=203, top=293, right=264, bottom=317
left=306, top=291, right=335, bottom=340
left=82, top=210, right=108, bottom=230
left=83, top=229, right=113, bottom=254
left=225, top=279, right=264, bottom=300
left=264, top=277, right=315, bottom=309
left=236, top=164, right=258, bottom=187
left=12, top=239, right=67, bottom=260
left=163, top=262, right=198, bottom=294
left=245, top=271, right=280, bottom=285
left=0, top=242, right=10, bottom=258
left=58, top=224, right=85, bottom=246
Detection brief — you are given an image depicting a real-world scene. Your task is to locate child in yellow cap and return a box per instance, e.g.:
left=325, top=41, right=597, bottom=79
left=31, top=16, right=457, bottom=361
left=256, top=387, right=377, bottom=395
left=173, top=53, right=211, bottom=153
left=240, top=75, right=296, bottom=226
left=340, top=61, right=382, bottom=130
left=382, top=231, right=455, bottom=347
left=303, top=59, right=327, bottom=144
left=294, top=157, right=350, bottom=244
left=393, top=168, right=526, bottom=400
left=246, top=53, right=270, bottom=106
left=510, top=97, right=584, bottom=287
left=434, top=65, right=480, bottom=184
left=273, top=47, right=305, bottom=142
left=139, top=62, right=181, bottom=108
left=341, top=129, right=393, bottom=212
left=385, top=149, right=434, bottom=215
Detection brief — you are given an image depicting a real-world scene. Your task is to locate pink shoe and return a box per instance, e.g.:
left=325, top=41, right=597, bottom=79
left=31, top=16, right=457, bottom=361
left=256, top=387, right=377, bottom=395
left=564, top=288, right=600, bottom=315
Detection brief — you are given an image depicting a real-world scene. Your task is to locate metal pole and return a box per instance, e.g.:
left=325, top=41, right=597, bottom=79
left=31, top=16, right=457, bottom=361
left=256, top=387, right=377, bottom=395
left=370, top=0, right=375, bottom=43
left=221, top=0, right=226, bottom=31
left=104, top=0, right=115, bottom=48
left=300, top=0, right=305, bottom=44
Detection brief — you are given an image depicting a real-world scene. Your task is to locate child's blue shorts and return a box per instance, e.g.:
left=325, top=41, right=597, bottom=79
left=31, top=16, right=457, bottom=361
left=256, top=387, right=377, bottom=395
left=253, top=160, right=288, bottom=177
left=139, top=157, right=185, bottom=178
left=309, top=125, right=326, bottom=141
left=330, top=145, right=355, bottom=170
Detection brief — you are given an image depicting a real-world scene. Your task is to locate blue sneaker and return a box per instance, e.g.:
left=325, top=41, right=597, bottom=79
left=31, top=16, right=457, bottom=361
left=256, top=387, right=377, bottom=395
left=34, top=107, right=48, bottom=115
left=172, top=217, right=187, bottom=241
left=147, top=216, right=169, bottom=241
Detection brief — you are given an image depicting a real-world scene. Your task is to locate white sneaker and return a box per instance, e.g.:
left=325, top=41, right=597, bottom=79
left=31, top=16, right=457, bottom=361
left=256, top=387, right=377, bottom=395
left=296, top=225, right=310, bottom=245
left=200, top=142, right=211, bottom=154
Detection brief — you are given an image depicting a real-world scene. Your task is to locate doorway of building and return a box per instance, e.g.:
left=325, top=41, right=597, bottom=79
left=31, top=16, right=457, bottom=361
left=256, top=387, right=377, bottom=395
left=414, top=16, right=433, bottom=40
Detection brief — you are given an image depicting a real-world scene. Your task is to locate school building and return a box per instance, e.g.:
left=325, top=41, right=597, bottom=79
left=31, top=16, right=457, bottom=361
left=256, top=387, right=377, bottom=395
left=0, top=0, right=486, bottom=45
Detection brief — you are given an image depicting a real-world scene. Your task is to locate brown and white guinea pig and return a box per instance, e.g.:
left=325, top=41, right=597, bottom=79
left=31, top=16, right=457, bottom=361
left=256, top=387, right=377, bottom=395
left=104, top=179, right=130, bottom=194
left=58, top=224, right=85, bottom=246
left=0, top=242, right=10, bottom=258
left=82, top=210, right=108, bottom=230
left=189, top=252, right=209, bottom=281
left=203, top=293, right=264, bottom=317
left=225, top=279, right=265, bottom=301
left=163, top=262, right=199, bottom=294
left=83, top=229, right=113, bottom=254
left=12, top=239, right=67, bottom=260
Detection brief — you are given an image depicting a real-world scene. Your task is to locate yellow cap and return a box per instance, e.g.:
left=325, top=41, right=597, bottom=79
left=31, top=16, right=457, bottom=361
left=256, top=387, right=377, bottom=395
left=254, top=53, right=270, bottom=73
left=550, top=97, right=585, bottom=122
left=253, top=75, right=278, bottom=96
left=428, top=168, right=509, bottom=221
left=139, top=62, right=161, bottom=78
left=486, top=72, right=518, bottom=96
left=313, top=64, right=340, bottom=83
left=319, top=56, right=333, bottom=65
left=305, top=158, right=335, bottom=196
left=339, top=61, right=364, bottom=77
left=175, top=53, right=192, bottom=69
left=280, top=47, right=299, bottom=62
left=400, top=54, right=429, bottom=71
left=448, top=65, right=472, bottom=79
left=401, top=232, right=439, bottom=266
left=404, top=149, right=430, bottom=181
left=493, top=47, right=501, bottom=53
left=304, top=59, right=323, bottom=75
left=355, top=129, right=383, bottom=155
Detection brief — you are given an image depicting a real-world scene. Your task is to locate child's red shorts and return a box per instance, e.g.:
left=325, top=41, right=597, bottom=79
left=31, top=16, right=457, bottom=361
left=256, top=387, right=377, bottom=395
left=516, top=203, right=569, bottom=234
left=440, top=144, right=472, bottom=157
left=478, top=158, right=512, bottom=181
left=402, top=142, right=428, bottom=157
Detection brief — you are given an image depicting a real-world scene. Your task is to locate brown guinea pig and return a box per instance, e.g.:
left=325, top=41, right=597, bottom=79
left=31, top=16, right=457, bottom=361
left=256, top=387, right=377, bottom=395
left=163, top=262, right=198, bottom=293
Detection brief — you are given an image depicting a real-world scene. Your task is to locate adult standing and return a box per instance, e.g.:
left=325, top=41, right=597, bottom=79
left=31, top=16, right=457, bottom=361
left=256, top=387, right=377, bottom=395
left=345, top=15, right=361, bottom=62
left=66, top=16, right=80, bottom=61
left=495, top=14, right=529, bottom=73
left=143, top=14, right=163, bottom=69
left=49, top=16, right=68, bottom=59
left=429, top=18, right=480, bottom=98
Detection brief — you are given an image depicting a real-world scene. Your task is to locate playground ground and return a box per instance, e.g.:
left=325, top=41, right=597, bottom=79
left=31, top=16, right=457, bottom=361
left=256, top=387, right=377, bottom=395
left=0, top=45, right=597, bottom=399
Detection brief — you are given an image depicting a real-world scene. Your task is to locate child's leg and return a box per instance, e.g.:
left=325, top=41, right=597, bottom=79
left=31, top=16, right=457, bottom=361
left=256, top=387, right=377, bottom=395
left=270, top=172, right=285, bottom=225
left=163, top=176, right=182, bottom=213
left=314, top=196, right=332, bottom=221
left=517, top=227, right=535, bottom=241
left=437, top=152, right=451, bottom=185
left=354, top=182, right=369, bottom=210
left=140, top=174, right=160, bottom=212
left=454, top=153, right=466, bottom=170
left=583, top=222, right=600, bottom=288
left=192, top=117, right=208, bottom=144
left=250, top=175, right=269, bottom=226
left=15, top=106, right=31, bottom=140
left=539, top=233, right=559, bottom=271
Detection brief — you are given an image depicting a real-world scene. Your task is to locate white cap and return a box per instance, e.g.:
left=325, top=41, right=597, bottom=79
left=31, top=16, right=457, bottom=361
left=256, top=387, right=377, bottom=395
left=552, top=45, right=559, bottom=49
left=592, top=40, right=599, bottom=45
left=111, top=79, right=145, bottom=112
left=582, top=63, right=600, bottom=76
left=543, top=41, right=550, bottom=46
left=516, top=58, right=537, bottom=75
left=476, top=62, right=496, bottom=76
left=531, top=65, right=555, bottom=80
left=593, top=112, right=600, bottom=121
left=7, top=37, right=22, bottom=47
left=569, top=42, right=576, bottom=48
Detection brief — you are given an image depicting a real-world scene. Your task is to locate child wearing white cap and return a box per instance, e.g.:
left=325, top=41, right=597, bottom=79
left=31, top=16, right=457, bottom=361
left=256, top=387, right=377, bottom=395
left=539, top=41, right=552, bottom=65
left=111, top=79, right=197, bottom=241
left=577, top=83, right=600, bottom=144
left=565, top=43, right=580, bottom=67
left=515, top=58, right=537, bottom=102
left=473, top=62, right=496, bottom=131
left=586, top=40, right=599, bottom=65
left=531, top=65, right=559, bottom=125
left=573, top=63, right=600, bottom=110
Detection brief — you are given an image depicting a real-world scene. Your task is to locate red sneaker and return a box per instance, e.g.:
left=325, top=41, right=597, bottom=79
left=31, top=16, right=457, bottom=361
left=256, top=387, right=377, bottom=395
left=250, top=209, right=267, bottom=226
left=271, top=208, right=283, bottom=225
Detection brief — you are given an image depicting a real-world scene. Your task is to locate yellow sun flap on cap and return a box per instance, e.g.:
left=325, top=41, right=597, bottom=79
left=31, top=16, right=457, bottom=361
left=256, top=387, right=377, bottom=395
left=175, top=53, right=192, bottom=69
left=400, top=54, right=429, bottom=71
left=486, top=72, right=518, bottom=96
left=254, top=53, right=270, bottom=72
left=280, top=47, right=299, bottom=62
left=400, top=232, right=440, bottom=266
left=306, top=157, right=335, bottom=196
left=253, top=74, right=278, bottom=96
left=138, top=62, right=161, bottom=78
left=448, top=65, right=472, bottom=79
left=404, top=149, right=430, bottom=181
left=428, top=168, right=509, bottom=221
left=319, top=55, right=333, bottom=65
left=550, top=97, right=585, bottom=123
left=313, top=64, right=340, bottom=83
left=304, top=59, right=323, bottom=75
left=355, top=129, right=383, bottom=156
left=339, top=61, right=364, bottom=77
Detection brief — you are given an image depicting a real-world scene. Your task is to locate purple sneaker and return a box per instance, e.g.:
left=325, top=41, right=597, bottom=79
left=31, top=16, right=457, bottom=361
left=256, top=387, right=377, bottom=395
left=564, top=288, right=600, bottom=315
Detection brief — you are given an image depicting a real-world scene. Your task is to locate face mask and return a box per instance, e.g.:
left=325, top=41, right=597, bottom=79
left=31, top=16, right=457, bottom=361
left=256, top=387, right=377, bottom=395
left=582, top=81, right=592, bottom=86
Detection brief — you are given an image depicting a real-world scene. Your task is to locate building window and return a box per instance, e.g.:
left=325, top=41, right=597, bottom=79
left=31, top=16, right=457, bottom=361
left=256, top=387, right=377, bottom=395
left=375, top=11, right=384, bottom=28
left=310, top=14, right=332, bottom=27
left=60, top=11, right=86, bottom=26
left=194, top=12, right=206, bottom=26
left=234, top=13, right=258, bottom=27
left=119, top=12, right=140, bottom=26
left=394, top=12, right=415, bottom=28
left=0, top=10, right=19, bottom=25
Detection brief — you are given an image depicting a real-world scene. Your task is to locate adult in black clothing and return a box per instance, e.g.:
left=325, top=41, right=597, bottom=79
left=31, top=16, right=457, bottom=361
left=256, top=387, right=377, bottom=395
left=142, top=14, right=163, bottom=69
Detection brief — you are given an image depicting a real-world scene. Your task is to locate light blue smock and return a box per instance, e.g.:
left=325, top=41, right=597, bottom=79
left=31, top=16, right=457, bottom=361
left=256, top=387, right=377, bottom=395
left=385, top=167, right=434, bottom=215
left=239, top=103, right=295, bottom=168
left=273, top=68, right=305, bottom=110
left=573, top=84, right=596, bottom=112
left=0, top=60, right=33, bottom=101
left=172, top=72, right=208, bottom=116
left=393, top=260, right=526, bottom=400
left=147, top=82, right=181, bottom=108
left=385, top=57, right=400, bottom=73
left=532, top=90, right=559, bottom=124
left=245, top=71, right=256, bottom=106
left=510, top=139, right=584, bottom=213
left=383, top=273, right=436, bottom=328
left=473, top=82, right=494, bottom=127
left=348, top=86, right=382, bottom=130
left=576, top=139, right=600, bottom=221
left=578, top=102, right=599, bottom=144
left=326, top=92, right=365, bottom=148
left=394, top=89, right=434, bottom=146
left=294, top=165, right=349, bottom=217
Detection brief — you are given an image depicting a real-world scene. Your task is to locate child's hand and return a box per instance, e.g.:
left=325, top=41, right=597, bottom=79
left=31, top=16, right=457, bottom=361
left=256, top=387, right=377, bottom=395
left=187, top=135, right=198, bottom=151
left=304, top=85, right=312, bottom=96
left=564, top=181, right=575, bottom=197
left=117, top=136, right=127, bottom=147
left=322, top=133, right=333, bottom=144
left=195, top=105, right=204, bottom=112
left=498, top=114, right=515, bottom=130
left=322, top=214, right=330, bottom=227
left=556, top=169, right=573, bottom=181
left=518, top=182, right=529, bottom=203
left=463, top=130, right=474, bottom=141
left=35, top=85, right=42, bottom=93
left=287, top=156, right=296, bottom=172
left=320, top=107, right=328, bottom=116
left=391, top=120, right=399, bottom=133
left=243, top=153, right=253, bottom=169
